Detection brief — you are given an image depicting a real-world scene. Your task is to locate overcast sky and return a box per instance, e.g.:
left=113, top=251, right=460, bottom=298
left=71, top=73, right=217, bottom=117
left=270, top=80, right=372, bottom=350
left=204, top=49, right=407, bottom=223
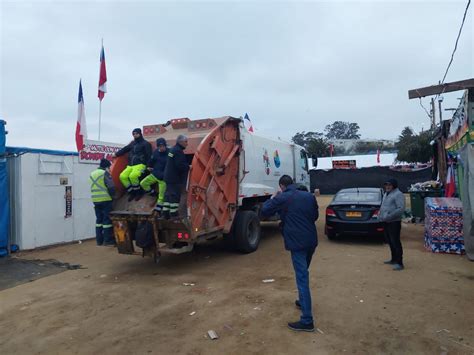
left=1, top=0, right=473, bottom=151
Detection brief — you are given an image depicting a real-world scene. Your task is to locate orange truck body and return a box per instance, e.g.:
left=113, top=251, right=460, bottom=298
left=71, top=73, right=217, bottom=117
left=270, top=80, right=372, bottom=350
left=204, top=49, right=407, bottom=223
left=110, top=116, right=310, bottom=261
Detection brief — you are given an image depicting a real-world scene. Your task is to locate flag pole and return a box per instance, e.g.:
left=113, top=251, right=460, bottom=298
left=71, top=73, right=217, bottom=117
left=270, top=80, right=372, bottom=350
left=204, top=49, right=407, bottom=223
left=98, top=100, right=102, bottom=140
left=98, top=38, right=103, bottom=141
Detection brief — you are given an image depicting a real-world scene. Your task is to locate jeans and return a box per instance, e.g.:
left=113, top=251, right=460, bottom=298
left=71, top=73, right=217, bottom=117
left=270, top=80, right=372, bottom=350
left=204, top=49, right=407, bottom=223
left=385, top=221, right=403, bottom=265
left=291, top=247, right=316, bottom=325
left=94, top=201, right=114, bottom=245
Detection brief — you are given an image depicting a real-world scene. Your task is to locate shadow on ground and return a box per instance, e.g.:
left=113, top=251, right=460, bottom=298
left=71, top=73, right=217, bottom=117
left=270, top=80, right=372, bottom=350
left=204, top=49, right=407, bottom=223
left=0, top=257, right=83, bottom=291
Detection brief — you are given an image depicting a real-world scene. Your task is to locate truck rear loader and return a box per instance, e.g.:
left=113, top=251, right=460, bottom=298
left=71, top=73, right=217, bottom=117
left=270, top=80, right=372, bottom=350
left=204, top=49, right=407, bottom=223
left=110, top=116, right=311, bottom=262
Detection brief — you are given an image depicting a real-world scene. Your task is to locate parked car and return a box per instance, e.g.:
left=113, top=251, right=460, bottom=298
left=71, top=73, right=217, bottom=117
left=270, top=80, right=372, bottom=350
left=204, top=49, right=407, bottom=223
left=325, top=187, right=385, bottom=239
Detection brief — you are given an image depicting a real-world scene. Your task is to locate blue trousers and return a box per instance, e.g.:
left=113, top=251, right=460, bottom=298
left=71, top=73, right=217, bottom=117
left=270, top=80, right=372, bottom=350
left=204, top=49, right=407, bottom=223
left=94, top=201, right=114, bottom=245
left=291, top=247, right=316, bottom=325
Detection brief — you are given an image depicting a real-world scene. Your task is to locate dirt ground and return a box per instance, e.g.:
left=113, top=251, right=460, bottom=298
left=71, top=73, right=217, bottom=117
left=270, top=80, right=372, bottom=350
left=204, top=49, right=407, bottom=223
left=1, top=196, right=473, bottom=355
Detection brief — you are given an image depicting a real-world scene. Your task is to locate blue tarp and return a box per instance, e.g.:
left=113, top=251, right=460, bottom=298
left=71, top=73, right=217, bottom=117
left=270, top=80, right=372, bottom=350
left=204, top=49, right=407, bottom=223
left=6, top=146, right=78, bottom=156
left=0, top=120, right=9, bottom=256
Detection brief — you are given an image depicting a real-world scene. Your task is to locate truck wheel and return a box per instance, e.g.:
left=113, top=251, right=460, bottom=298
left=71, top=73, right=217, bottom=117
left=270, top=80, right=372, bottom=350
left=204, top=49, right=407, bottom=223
left=234, top=211, right=261, bottom=253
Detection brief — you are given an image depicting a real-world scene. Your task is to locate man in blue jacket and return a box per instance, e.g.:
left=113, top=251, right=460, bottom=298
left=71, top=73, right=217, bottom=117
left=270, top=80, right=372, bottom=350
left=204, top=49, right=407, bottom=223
left=163, top=135, right=190, bottom=219
left=261, top=175, right=319, bottom=332
left=140, top=138, right=169, bottom=213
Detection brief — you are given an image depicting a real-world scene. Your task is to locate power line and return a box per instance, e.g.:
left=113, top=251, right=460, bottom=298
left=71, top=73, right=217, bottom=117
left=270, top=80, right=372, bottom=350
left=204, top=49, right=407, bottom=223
left=418, top=97, right=432, bottom=120
left=440, top=0, right=471, bottom=85
left=419, top=0, right=471, bottom=124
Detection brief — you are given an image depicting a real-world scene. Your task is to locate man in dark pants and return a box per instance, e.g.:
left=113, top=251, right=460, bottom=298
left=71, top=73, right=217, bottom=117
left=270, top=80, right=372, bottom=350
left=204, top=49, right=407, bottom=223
left=379, top=178, right=406, bottom=270
left=163, top=135, right=189, bottom=219
left=90, top=159, right=116, bottom=246
left=261, top=175, right=319, bottom=332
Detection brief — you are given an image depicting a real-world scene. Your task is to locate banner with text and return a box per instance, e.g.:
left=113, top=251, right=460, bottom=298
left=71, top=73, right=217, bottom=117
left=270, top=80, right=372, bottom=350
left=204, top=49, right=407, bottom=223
left=79, top=139, right=124, bottom=164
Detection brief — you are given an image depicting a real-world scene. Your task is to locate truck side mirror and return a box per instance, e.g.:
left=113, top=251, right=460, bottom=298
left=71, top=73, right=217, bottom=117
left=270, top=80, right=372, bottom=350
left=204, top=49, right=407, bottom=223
left=311, top=155, right=317, bottom=168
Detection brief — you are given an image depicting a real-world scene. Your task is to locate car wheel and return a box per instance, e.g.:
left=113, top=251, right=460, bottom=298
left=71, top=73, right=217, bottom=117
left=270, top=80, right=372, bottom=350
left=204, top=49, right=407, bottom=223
left=233, top=210, right=261, bottom=253
left=326, top=230, right=337, bottom=240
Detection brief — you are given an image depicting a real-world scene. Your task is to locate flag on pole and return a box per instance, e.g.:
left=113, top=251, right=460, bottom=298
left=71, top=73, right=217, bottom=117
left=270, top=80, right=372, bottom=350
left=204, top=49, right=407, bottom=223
left=376, top=149, right=380, bottom=164
left=244, top=113, right=254, bottom=133
left=98, top=44, right=107, bottom=101
left=329, top=144, right=334, bottom=157
left=76, top=80, right=87, bottom=151
left=445, top=163, right=456, bottom=197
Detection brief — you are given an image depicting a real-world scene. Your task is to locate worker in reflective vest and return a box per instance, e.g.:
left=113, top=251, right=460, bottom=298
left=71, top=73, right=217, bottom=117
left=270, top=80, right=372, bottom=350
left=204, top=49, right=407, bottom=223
left=90, top=159, right=116, bottom=246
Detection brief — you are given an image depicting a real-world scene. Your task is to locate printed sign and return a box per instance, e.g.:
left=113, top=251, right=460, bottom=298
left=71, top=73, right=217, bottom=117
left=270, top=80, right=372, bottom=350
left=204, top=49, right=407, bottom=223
left=79, top=139, right=124, bottom=164
left=65, top=186, right=72, bottom=218
left=263, top=149, right=271, bottom=175
left=273, top=150, right=281, bottom=168
left=332, top=160, right=357, bottom=169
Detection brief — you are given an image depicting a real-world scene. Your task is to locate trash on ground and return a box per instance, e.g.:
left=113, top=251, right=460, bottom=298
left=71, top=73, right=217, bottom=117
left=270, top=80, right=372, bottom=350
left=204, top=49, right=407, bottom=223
left=316, top=328, right=324, bottom=334
left=207, top=330, right=219, bottom=340
left=189, top=311, right=196, bottom=316
left=262, top=279, right=275, bottom=283
left=183, top=282, right=195, bottom=286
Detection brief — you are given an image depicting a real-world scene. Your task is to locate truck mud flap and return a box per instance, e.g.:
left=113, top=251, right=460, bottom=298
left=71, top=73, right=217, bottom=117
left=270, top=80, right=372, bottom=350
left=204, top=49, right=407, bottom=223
left=113, top=220, right=134, bottom=254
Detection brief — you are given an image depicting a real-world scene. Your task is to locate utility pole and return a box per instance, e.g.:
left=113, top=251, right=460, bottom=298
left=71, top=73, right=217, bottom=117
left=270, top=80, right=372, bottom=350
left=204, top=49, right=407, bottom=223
left=438, top=96, right=443, bottom=125
left=430, top=98, right=436, bottom=130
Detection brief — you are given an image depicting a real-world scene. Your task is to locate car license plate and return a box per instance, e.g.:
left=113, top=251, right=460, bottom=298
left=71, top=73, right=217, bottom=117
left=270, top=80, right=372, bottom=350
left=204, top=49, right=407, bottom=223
left=346, top=211, right=362, bottom=217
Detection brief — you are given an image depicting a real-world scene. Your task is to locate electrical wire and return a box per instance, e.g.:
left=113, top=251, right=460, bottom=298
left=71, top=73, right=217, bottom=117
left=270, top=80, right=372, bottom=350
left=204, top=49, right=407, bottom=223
left=434, top=0, right=471, bottom=101
left=417, top=0, right=471, bottom=125
left=440, top=0, right=471, bottom=85
left=418, top=97, right=432, bottom=120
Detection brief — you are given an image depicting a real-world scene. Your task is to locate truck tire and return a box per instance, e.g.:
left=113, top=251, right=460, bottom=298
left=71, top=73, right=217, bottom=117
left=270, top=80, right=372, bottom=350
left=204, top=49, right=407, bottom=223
left=234, top=210, right=261, bottom=253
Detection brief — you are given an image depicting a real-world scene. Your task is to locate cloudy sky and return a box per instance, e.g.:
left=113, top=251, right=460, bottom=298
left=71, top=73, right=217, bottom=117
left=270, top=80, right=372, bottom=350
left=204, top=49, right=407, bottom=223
left=1, top=0, right=473, bottom=151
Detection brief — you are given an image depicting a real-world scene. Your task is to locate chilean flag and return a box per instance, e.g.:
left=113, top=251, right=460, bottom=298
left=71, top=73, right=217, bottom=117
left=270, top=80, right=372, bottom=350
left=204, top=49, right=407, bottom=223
left=377, top=149, right=381, bottom=164
left=98, top=44, right=107, bottom=101
left=445, top=163, right=456, bottom=197
left=244, top=113, right=254, bottom=133
left=75, top=80, right=87, bottom=151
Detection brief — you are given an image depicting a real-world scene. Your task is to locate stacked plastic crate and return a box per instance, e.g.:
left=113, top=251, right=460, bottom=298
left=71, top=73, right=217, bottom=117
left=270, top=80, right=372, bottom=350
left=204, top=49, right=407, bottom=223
left=424, top=197, right=464, bottom=255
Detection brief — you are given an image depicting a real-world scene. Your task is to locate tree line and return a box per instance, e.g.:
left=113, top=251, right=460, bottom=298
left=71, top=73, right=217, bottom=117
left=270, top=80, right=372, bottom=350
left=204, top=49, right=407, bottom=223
left=291, top=121, right=433, bottom=163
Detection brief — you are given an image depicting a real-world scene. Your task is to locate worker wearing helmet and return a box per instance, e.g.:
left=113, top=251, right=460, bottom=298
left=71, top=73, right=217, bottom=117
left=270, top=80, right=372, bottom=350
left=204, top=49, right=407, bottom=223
left=113, top=128, right=152, bottom=198
left=139, top=138, right=169, bottom=213
left=162, top=135, right=189, bottom=219
left=90, top=158, right=116, bottom=246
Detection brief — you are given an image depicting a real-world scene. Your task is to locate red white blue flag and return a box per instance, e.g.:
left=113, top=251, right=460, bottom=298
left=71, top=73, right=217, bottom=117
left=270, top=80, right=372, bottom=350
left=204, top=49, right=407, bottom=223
left=76, top=80, right=87, bottom=151
left=98, top=44, right=107, bottom=101
left=445, top=163, right=456, bottom=197
left=244, top=113, right=254, bottom=133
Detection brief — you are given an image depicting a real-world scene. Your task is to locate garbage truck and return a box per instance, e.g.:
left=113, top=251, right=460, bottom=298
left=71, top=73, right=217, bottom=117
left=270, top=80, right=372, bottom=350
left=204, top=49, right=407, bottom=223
left=110, top=116, right=312, bottom=262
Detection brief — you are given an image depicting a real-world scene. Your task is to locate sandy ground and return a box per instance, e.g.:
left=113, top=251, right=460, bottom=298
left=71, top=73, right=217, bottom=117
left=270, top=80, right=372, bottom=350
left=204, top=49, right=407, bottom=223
left=1, top=196, right=473, bottom=355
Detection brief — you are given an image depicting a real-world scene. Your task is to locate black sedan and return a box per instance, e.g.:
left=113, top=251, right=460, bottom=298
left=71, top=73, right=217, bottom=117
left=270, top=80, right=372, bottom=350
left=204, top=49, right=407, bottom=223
left=325, top=187, right=385, bottom=239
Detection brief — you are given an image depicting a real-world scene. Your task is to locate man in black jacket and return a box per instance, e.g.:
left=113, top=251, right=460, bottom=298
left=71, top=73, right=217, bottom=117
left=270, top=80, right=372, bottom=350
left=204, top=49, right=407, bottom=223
left=163, top=135, right=189, bottom=219
left=113, top=128, right=152, bottom=195
left=140, top=138, right=169, bottom=212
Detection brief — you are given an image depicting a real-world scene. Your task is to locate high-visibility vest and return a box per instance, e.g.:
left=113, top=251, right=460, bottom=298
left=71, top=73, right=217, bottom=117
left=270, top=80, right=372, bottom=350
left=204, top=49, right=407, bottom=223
left=90, top=169, right=112, bottom=203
